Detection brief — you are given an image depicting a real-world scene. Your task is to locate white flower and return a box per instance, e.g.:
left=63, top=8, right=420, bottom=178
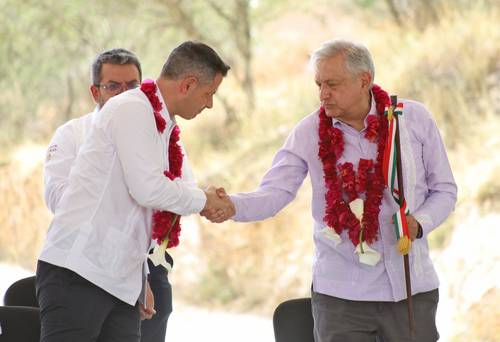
left=349, top=198, right=364, bottom=220
left=355, top=242, right=381, bottom=266
left=148, top=241, right=172, bottom=273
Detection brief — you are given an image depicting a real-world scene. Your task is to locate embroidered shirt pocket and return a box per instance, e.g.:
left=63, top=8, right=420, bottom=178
left=98, top=227, right=145, bottom=278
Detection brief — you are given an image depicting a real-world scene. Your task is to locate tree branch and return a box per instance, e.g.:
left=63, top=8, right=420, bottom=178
left=206, top=0, right=235, bottom=25
left=161, top=0, right=211, bottom=44
left=384, top=0, right=404, bottom=28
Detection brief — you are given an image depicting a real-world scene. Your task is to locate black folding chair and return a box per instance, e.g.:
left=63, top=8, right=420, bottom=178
left=0, top=306, right=40, bottom=342
left=1, top=276, right=39, bottom=341
left=273, top=298, right=314, bottom=342
left=3, top=276, right=38, bottom=307
left=273, top=297, right=385, bottom=342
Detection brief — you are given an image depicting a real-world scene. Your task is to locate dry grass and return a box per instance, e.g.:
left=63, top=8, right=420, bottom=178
left=0, top=145, right=51, bottom=270
left=372, top=4, right=500, bottom=147
left=477, top=168, right=500, bottom=212
left=456, top=288, right=500, bottom=342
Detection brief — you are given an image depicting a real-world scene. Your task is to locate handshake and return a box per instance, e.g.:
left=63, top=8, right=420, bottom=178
left=200, top=186, right=235, bottom=223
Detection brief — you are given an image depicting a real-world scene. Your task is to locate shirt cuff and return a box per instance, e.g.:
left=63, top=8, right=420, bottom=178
left=228, top=195, right=244, bottom=221
left=190, top=187, right=207, bottom=213
left=416, top=222, right=423, bottom=239
left=412, top=212, right=433, bottom=237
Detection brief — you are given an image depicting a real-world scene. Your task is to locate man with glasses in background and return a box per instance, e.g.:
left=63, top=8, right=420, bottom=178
left=44, top=48, right=171, bottom=342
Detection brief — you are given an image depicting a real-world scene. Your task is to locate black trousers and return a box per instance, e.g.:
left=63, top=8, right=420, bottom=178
left=36, top=260, right=141, bottom=342
left=140, top=258, right=173, bottom=342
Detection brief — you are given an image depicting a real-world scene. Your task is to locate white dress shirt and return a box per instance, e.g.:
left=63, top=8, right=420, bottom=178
left=44, top=108, right=198, bottom=213
left=44, top=109, right=95, bottom=213
left=39, top=87, right=205, bottom=305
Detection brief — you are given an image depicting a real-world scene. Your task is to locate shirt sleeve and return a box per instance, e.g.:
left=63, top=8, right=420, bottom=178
left=110, top=101, right=206, bottom=216
left=43, top=124, right=78, bottom=213
left=411, top=109, right=457, bottom=236
left=230, top=128, right=309, bottom=222
left=179, top=143, right=197, bottom=188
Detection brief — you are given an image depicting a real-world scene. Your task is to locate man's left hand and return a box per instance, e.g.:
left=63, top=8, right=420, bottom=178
left=139, top=280, right=156, bottom=320
left=406, top=214, right=421, bottom=241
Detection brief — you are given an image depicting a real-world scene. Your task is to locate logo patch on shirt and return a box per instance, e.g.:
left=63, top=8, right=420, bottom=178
left=46, top=144, right=58, bottom=162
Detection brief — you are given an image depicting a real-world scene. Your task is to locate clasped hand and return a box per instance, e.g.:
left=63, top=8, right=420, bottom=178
left=201, top=186, right=234, bottom=223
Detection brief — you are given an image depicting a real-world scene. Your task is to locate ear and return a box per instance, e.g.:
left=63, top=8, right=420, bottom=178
left=360, top=72, right=372, bottom=89
left=179, top=76, right=198, bottom=95
left=90, top=84, right=100, bottom=103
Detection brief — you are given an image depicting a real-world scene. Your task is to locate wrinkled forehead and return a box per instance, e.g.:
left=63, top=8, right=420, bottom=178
left=100, top=63, right=141, bottom=83
left=314, top=55, right=349, bottom=81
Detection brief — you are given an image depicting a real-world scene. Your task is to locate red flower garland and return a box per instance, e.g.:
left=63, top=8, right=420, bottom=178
left=318, top=84, right=390, bottom=246
left=141, top=79, right=184, bottom=248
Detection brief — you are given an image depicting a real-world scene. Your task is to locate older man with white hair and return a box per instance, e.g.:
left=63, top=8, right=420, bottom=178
left=209, top=39, right=457, bottom=341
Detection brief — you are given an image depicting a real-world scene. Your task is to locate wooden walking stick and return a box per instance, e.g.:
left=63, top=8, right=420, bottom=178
left=383, top=95, right=415, bottom=337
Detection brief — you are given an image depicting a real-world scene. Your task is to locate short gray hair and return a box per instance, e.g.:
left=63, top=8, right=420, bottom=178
left=91, top=48, right=142, bottom=85
left=161, top=41, right=230, bottom=84
left=310, top=39, right=375, bottom=86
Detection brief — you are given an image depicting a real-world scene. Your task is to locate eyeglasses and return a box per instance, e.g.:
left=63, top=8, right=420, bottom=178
left=96, top=81, right=140, bottom=93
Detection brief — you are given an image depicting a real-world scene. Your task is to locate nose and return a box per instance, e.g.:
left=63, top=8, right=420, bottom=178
left=117, top=85, right=128, bottom=94
left=107, top=84, right=129, bottom=96
left=319, top=84, right=330, bottom=102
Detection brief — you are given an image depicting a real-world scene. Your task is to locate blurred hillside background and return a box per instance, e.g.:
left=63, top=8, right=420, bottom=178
left=1, top=0, right=499, bottom=341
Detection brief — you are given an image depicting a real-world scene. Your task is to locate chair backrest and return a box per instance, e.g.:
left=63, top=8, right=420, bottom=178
left=0, top=306, right=40, bottom=342
left=273, top=298, right=314, bottom=342
left=3, top=276, right=38, bottom=307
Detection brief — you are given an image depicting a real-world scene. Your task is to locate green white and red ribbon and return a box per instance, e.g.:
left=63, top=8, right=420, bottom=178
left=383, top=103, right=411, bottom=255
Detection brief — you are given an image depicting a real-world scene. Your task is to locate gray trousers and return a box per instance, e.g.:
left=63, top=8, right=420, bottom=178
left=36, top=260, right=141, bottom=342
left=311, top=289, right=439, bottom=342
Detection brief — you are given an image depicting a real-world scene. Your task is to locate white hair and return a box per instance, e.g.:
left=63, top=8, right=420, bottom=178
left=310, top=39, right=375, bottom=86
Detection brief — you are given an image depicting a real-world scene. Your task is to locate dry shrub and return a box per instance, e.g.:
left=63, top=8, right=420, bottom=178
left=455, top=288, right=500, bottom=342
left=374, top=4, right=500, bottom=147
left=477, top=169, right=500, bottom=212
left=185, top=186, right=313, bottom=314
left=0, top=146, right=51, bottom=270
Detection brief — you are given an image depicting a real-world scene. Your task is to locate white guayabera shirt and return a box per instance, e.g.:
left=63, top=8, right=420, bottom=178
left=39, top=87, right=204, bottom=305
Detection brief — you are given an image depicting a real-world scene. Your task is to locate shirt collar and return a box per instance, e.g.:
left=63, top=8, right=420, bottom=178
left=155, top=82, right=177, bottom=127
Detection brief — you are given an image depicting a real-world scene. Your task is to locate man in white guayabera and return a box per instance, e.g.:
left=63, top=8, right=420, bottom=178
left=38, top=41, right=234, bottom=342
left=43, top=48, right=191, bottom=342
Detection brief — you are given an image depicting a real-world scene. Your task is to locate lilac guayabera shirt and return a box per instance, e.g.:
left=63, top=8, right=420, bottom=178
left=230, top=97, right=457, bottom=302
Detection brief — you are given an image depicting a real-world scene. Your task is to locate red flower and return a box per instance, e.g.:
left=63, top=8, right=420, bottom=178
left=331, top=128, right=344, bottom=159
left=141, top=79, right=162, bottom=111
left=372, top=84, right=390, bottom=116
left=339, top=163, right=357, bottom=202
left=365, top=115, right=379, bottom=142
left=318, top=84, right=389, bottom=246
left=154, top=112, right=166, bottom=134
left=141, top=79, right=156, bottom=93
left=356, top=159, right=373, bottom=193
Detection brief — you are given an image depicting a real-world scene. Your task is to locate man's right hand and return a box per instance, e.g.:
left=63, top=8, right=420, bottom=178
left=139, top=280, right=156, bottom=320
left=201, top=186, right=235, bottom=223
